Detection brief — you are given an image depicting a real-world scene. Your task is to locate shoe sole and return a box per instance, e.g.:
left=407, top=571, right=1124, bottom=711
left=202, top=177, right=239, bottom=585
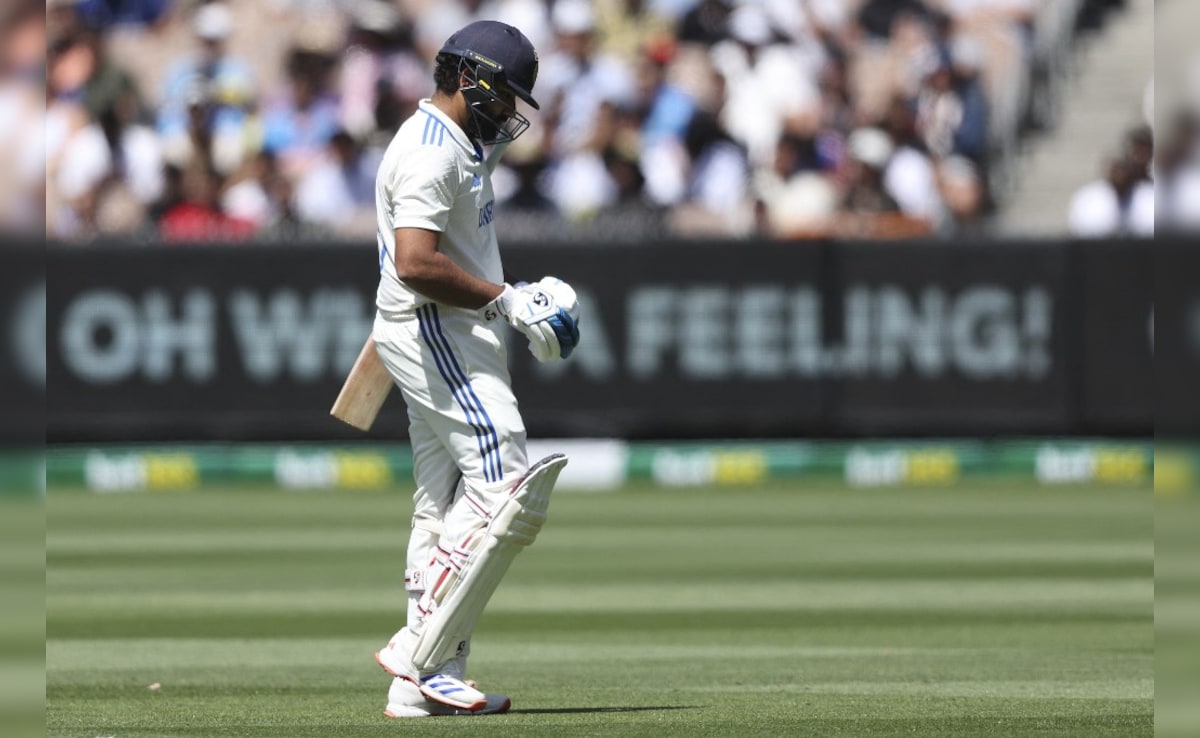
left=382, top=696, right=511, bottom=718
left=376, top=650, right=489, bottom=712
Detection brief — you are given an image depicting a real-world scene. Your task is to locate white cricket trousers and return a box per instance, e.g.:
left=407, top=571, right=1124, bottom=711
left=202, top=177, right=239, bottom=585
left=373, top=303, right=529, bottom=640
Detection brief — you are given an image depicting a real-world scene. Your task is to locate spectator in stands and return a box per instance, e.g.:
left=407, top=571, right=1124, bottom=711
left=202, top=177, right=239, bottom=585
left=915, top=52, right=963, bottom=159
left=414, top=0, right=551, bottom=62
left=882, top=94, right=942, bottom=224
left=540, top=0, right=638, bottom=218
left=1123, top=124, right=1154, bottom=183
left=756, top=117, right=839, bottom=237
left=293, top=130, right=377, bottom=236
left=839, top=126, right=939, bottom=239
left=46, top=30, right=114, bottom=238
left=590, top=143, right=668, bottom=239
left=496, top=148, right=558, bottom=214
left=1, top=0, right=49, bottom=232
left=841, top=127, right=902, bottom=214
left=49, top=23, right=165, bottom=230
left=541, top=0, right=638, bottom=155
left=594, top=0, right=675, bottom=62
left=492, top=145, right=566, bottom=243
left=148, top=163, right=183, bottom=224
left=936, top=154, right=988, bottom=235
left=769, top=0, right=853, bottom=49
left=157, top=2, right=256, bottom=177
left=47, top=0, right=88, bottom=48
left=221, top=149, right=302, bottom=237
left=1156, top=110, right=1200, bottom=232
left=261, top=35, right=342, bottom=179
left=856, top=0, right=931, bottom=43
left=36, top=0, right=1071, bottom=243
left=637, top=39, right=696, bottom=146
left=97, top=84, right=164, bottom=209
left=668, top=109, right=752, bottom=235
left=940, top=0, right=1036, bottom=51
left=158, top=164, right=255, bottom=242
left=677, top=0, right=735, bottom=46
left=948, top=35, right=990, bottom=163
left=1067, top=155, right=1154, bottom=238
left=883, top=6, right=944, bottom=106
left=46, top=15, right=145, bottom=130
left=412, top=0, right=482, bottom=54
left=629, top=38, right=695, bottom=208
left=338, top=3, right=427, bottom=139
left=546, top=100, right=623, bottom=219
left=221, top=151, right=277, bottom=231
left=710, top=3, right=820, bottom=166
left=815, top=46, right=856, bottom=136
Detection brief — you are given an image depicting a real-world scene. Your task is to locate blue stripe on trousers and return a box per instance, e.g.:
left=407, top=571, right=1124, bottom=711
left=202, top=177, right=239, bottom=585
left=427, top=305, right=503, bottom=482
left=415, top=305, right=498, bottom=482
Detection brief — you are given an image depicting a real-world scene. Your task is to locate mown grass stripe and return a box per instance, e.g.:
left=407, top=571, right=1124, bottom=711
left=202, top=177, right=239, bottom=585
left=46, top=484, right=1152, bottom=737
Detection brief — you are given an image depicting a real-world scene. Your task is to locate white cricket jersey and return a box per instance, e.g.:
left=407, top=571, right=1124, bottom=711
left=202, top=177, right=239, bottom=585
left=375, top=99, right=500, bottom=315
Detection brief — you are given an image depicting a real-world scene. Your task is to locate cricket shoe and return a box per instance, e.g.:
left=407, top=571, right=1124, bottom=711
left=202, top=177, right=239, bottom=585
left=383, top=677, right=510, bottom=718
left=374, top=636, right=418, bottom=682
left=374, top=633, right=465, bottom=682
left=414, top=672, right=488, bottom=711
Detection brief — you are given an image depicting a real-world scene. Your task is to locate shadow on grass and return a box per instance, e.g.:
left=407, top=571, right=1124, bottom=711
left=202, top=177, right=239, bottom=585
left=510, top=705, right=700, bottom=715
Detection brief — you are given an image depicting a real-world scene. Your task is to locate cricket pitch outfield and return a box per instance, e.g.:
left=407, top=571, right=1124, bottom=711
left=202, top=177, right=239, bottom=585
left=46, top=481, right=1152, bottom=737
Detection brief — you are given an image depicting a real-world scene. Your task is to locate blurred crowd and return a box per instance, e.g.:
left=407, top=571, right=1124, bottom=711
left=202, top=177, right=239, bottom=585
left=3, top=0, right=1180, bottom=243
left=1067, top=108, right=1200, bottom=239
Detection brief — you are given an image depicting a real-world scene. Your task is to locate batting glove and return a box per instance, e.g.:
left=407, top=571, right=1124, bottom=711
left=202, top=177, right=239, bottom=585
left=480, top=281, right=580, bottom=361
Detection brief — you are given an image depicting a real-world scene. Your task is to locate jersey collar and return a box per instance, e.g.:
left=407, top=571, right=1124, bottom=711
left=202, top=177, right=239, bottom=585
left=417, top=99, right=477, bottom=157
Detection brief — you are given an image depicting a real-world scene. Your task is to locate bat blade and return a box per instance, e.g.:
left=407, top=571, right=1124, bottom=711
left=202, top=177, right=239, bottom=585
left=330, top=337, right=393, bottom=431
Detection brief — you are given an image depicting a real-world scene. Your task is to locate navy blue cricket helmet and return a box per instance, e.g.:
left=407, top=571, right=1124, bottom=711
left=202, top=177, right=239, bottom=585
left=439, top=20, right=540, bottom=144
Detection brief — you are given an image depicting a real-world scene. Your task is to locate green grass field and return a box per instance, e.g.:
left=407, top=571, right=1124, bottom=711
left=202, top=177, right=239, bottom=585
left=46, top=482, right=1152, bottom=737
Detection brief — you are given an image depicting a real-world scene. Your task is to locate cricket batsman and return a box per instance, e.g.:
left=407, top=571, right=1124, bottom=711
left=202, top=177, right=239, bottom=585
left=367, top=21, right=580, bottom=717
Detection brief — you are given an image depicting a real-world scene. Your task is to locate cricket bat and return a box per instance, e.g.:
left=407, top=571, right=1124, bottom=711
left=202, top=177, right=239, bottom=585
left=330, top=337, right=393, bottom=431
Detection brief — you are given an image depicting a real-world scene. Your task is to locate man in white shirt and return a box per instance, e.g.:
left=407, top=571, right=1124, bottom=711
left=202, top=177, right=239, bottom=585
left=1068, top=157, right=1154, bottom=238
left=368, top=20, right=580, bottom=718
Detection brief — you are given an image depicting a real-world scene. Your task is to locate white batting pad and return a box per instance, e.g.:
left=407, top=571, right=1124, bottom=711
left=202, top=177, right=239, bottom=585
left=410, top=453, right=568, bottom=671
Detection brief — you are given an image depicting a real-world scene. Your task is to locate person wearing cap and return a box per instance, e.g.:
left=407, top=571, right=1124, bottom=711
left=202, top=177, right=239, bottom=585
left=156, top=2, right=255, bottom=175
left=367, top=20, right=581, bottom=718
left=842, top=127, right=902, bottom=215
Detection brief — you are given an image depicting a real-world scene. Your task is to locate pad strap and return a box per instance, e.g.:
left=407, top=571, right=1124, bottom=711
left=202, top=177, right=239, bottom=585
left=412, top=517, right=445, bottom=536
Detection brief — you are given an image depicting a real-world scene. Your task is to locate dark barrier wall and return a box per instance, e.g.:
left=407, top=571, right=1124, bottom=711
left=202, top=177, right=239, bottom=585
left=1156, top=237, right=1200, bottom=438
left=44, top=238, right=1158, bottom=442
left=0, top=242, right=45, bottom=445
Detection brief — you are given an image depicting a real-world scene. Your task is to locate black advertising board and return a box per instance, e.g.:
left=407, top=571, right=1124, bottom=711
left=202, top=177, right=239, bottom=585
left=1155, top=237, right=1200, bottom=437
left=0, top=241, right=45, bottom=445
left=45, top=238, right=1154, bottom=442
left=46, top=244, right=385, bottom=441
left=501, top=241, right=830, bottom=437
left=829, top=241, right=1072, bottom=434
left=1076, top=240, right=1154, bottom=432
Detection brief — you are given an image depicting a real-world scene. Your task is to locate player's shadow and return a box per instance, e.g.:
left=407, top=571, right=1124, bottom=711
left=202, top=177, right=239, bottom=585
left=510, top=706, right=699, bottom=715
